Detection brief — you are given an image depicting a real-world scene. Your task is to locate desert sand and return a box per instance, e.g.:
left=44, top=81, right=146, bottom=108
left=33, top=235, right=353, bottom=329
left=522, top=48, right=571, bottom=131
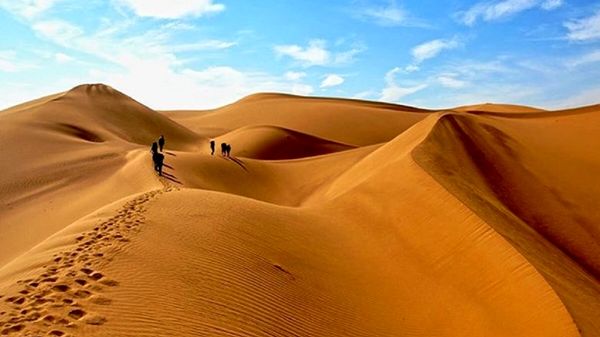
left=0, top=83, right=598, bottom=336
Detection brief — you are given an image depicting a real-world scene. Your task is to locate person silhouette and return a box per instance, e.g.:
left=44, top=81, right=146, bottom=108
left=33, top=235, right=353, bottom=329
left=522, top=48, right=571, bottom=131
left=210, top=140, right=215, bottom=155
left=221, top=142, right=227, bottom=156
left=153, top=151, right=164, bottom=176
left=158, top=135, right=165, bottom=152
left=225, top=144, right=231, bottom=157
left=150, top=141, right=158, bottom=154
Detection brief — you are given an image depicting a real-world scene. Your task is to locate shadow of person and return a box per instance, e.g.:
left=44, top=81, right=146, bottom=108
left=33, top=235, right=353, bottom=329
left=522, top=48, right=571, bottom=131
left=161, top=172, right=182, bottom=184
left=226, top=156, right=248, bottom=172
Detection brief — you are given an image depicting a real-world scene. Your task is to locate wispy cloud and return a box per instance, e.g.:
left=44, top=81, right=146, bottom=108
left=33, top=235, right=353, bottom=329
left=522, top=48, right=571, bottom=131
left=380, top=67, right=427, bottom=101
left=32, top=19, right=84, bottom=45
left=411, top=38, right=460, bottom=65
left=274, top=39, right=364, bottom=67
left=320, top=74, right=344, bottom=88
left=0, top=51, right=35, bottom=72
left=564, top=10, right=600, bottom=42
left=0, top=0, right=64, bottom=19
left=284, top=71, right=306, bottom=81
left=115, top=0, right=225, bottom=19
left=352, top=0, right=427, bottom=27
left=166, top=40, right=237, bottom=52
left=437, top=75, right=468, bottom=88
left=54, top=52, right=74, bottom=63
left=458, top=0, right=563, bottom=26
left=566, top=49, right=600, bottom=67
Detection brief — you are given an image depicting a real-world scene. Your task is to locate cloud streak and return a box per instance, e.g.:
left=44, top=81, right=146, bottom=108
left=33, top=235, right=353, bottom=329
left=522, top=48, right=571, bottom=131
left=115, top=0, right=225, bottom=19
left=458, top=0, right=562, bottom=26
left=320, top=74, right=344, bottom=88
left=274, top=39, right=364, bottom=67
left=380, top=67, right=427, bottom=101
left=564, top=10, right=600, bottom=42
left=352, top=1, right=427, bottom=27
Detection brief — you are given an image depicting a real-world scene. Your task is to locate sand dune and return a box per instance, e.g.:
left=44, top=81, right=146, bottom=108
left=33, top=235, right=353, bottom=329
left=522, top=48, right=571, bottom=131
left=0, top=84, right=598, bottom=336
left=213, top=125, right=355, bottom=160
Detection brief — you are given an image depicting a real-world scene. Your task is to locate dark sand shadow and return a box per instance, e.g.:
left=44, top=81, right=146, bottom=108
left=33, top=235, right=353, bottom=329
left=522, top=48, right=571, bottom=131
left=164, top=151, right=177, bottom=156
left=221, top=156, right=248, bottom=172
left=161, top=171, right=182, bottom=184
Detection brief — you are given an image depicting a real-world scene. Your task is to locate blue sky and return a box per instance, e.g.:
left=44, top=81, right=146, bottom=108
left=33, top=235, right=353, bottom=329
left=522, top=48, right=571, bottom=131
left=1, top=0, right=600, bottom=110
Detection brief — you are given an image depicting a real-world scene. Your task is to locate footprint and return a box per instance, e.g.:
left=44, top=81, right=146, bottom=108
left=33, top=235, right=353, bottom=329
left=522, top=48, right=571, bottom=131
left=89, top=273, right=103, bottom=281
left=68, top=309, right=86, bottom=320
left=73, top=290, right=91, bottom=299
left=89, top=295, right=111, bottom=305
left=51, top=285, right=69, bottom=293
left=1, top=323, right=24, bottom=334
left=100, top=279, right=118, bottom=287
left=85, top=315, right=106, bottom=325
left=48, top=330, right=65, bottom=336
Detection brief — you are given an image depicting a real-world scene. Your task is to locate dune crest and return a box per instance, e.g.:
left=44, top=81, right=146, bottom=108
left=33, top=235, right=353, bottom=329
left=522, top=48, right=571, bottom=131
left=1, top=84, right=598, bottom=336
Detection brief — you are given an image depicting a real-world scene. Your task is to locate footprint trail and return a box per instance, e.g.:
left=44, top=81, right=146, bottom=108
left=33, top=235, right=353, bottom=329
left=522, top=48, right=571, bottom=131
left=0, top=183, right=177, bottom=336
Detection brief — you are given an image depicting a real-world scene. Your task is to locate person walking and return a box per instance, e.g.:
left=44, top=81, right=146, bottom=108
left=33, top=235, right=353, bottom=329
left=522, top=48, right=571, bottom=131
left=151, top=141, right=158, bottom=154
left=225, top=144, right=231, bottom=157
left=210, top=140, right=215, bottom=155
left=153, top=151, right=164, bottom=176
left=158, top=135, right=165, bottom=152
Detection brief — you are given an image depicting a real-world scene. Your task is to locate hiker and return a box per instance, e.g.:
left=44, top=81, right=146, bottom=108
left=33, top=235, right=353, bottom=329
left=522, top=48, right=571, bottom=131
left=221, top=142, right=227, bottom=156
left=210, top=140, right=215, bottom=155
left=153, top=151, right=164, bottom=176
left=225, top=144, right=231, bottom=157
left=158, top=135, right=165, bottom=152
left=150, top=141, right=158, bottom=154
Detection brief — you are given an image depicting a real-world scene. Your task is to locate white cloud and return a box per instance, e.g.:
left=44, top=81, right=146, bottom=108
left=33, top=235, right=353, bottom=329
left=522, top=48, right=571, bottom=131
left=0, top=51, right=34, bottom=72
left=565, top=11, right=600, bottom=41
left=566, top=50, right=600, bottom=67
left=405, top=64, right=420, bottom=72
left=90, top=62, right=316, bottom=109
left=291, top=83, right=314, bottom=96
left=284, top=71, right=306, bottom=81
left=437, top=75, right=468, bottom=88
left=379, top=67, right=427, bottom=101
left=352, top=1, right=427, bottom=27
left=22, top=16, right=316, bottom=109
left=54, top=52, right=74, bottom=63
left=0, top=0, right=63, bottom=18
left=320, top=74, right=344, bottom=88
left=353, top=90, right=376, bottom=99
left=541, top=0, right=562, bottom=10
left=458, top=0, right=562, bottom=26
left=412, top=38, right=460, bottom=64
left=167, top=40, right=237, bottom=52
left=116, top=0, right=224, bottom=19
left=32, top=20, right=84, bottom=45
left=274, top=39, right=364, bottom=67
left=274, top=39, right=330, bottom=67
left=553, top=87, right=600, bottom=108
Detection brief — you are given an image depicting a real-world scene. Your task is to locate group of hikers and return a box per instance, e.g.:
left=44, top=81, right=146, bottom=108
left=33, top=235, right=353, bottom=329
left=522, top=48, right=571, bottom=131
left=150, top=136, right=233, bottom=176
left=210, top=140, right=232, bottom=157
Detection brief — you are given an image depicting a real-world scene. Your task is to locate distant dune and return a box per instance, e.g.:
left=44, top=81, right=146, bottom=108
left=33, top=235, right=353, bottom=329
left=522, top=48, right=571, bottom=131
left=0, top=83, right=598, bottom=336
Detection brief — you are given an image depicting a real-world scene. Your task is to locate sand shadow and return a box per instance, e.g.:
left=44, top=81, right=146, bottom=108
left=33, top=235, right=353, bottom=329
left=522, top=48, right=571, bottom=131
left=163, top=163, right=174, bottom=169
left=161, top=171, right=182, bottom=184
left=221, top=156, right=248, bottom=172
left=164, top=151, right=177, bottom=156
